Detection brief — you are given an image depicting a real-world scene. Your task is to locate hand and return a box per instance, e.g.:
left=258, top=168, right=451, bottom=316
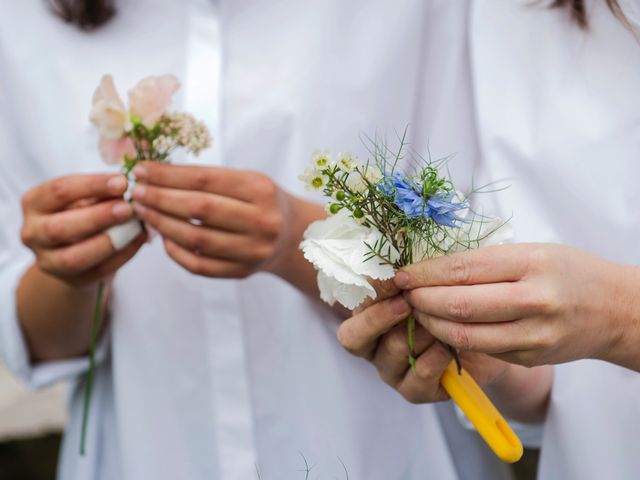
left=131, top=162, right=294, bottom=279
left=396, top=243, right=640, bottom=369
left=337, top=281, right=510, bottom=404
left=20, top=173, right=146, bottom=287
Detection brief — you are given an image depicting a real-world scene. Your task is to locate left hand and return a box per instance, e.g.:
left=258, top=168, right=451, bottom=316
left=337, top=282, right=510, bottom=404
left=395, top=243, right=639, bottom=369
left=131, top=162, right=292, bottom=278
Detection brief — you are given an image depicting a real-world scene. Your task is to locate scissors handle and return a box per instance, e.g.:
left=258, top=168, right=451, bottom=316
left=440, top=361, right=523, bottom=463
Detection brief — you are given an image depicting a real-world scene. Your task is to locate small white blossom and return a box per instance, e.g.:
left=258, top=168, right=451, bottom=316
left=299, top=167, right=329, bottom=192
left=311, top=149, right=332, bottom=170
left=337, top=152, right=356, bottom=172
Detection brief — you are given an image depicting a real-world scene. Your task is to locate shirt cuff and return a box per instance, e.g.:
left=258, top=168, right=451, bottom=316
left=0, top=257, right=109, bottom=390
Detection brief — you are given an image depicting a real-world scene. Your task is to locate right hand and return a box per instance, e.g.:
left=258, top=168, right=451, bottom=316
left=20, top=173, right=146, bottom=287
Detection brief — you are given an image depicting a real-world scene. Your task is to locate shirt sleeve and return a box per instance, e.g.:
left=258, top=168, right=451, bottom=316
left=0, top=81, right=109, bottom=391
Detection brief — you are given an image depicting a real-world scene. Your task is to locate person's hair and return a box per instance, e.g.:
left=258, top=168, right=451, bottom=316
left=49, top=0, right=114, bottom=30
left=50, top=0, right=625, bottom=30
left=552, top=0, right=624, bottom=28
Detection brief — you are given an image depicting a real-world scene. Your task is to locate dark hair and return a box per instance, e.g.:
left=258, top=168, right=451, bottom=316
left=49, top=0, right=114, bottom=30
left=552, top=0, right=623, bottom=28
left=52, top=0, right=625, bottom=30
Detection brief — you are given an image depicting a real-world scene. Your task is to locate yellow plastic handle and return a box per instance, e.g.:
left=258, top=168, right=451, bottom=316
left=440, top=361, right=523, bottom=463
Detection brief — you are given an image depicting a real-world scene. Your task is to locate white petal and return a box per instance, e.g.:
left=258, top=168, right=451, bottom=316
left=317, top=271, right=376, bottom=310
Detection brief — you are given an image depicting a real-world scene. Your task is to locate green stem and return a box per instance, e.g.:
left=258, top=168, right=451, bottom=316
left=407, top=316, right=417, bottom=372
left=80, top=279, right=105, bottom=456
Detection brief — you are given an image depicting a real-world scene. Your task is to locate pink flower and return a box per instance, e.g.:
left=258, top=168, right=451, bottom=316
left=99, top=136, right=137, bottom=165
left=128, top=75, right=180, bottom=128
left=89, top=75, right=128, bottom=140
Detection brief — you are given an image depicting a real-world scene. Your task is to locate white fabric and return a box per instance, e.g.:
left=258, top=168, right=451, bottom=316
left=471, top=0, right=640, bottom=478
left=0, top=1, right=511, bottom=479
left=106, top=219, right=143, bottom=251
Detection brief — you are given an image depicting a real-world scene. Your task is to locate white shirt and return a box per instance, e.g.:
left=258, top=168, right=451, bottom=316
left=0, top=1, right=511, bottom=479
left=471, top=0, right=640, bottom=478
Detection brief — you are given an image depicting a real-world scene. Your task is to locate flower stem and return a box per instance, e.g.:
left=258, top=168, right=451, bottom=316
left=80, top=279, right=105, bottom=456
left=407, top=316, right=417, bottom=371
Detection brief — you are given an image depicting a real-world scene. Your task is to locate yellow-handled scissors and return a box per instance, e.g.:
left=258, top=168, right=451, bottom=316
left=440, top=361, right=523, bottom=463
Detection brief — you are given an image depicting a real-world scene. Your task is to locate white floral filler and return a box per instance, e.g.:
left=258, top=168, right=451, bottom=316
left=299, top=134, right=511, bottom=366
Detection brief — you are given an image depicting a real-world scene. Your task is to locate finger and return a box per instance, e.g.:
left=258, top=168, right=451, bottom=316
left=352, top=279, right=400, bottom=314
left=414, top=312, right=544, bottom=354
left=394, top=245, right=530, bottom=290
left=163, top=238, right=252, bottom=278
left=131, top=184, right=260, bottom=233
left=133, top=162, right=259, bottom=202
left=396, top=342, right=451, bottom=404
left=38, top=232, right=118, bottom=277
left=337, top=295, right=411, bottom=360
left=24, top=174, right=128, bottom=213
left=373, top=322, right=436, bottom=385
left=71, top=233, right=147, bottom=286
left=134, top=204, right=269, bottom=263
left=404, top=282, right=542, bottom=324
left=32, top=200, right=133, bottom=247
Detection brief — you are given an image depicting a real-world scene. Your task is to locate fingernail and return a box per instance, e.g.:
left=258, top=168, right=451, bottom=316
left=133, top=166, right=147, bottom=181
left=107, top=175, right=127, bottom=194
left=132, top=185, right=146, bottom=200
left=394, top=271, right=410, bottom=289
left=390, top=296, right=408, bottom=314
left=112, top=202, right=132, bottom=218
left=132, top=202, right=146, bottom=216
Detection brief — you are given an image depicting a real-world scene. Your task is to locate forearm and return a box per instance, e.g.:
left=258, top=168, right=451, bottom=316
left=484, top=364, right=553, bottom=424
left=16, top=264, right=108, bottom=362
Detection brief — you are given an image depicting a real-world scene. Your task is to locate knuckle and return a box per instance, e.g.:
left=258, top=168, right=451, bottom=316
left=446, top=295, right=472, bottom=321
left=252, top=174, right=277, bottom=199
left=449, top=325, right=472, bottom=351
left=253, top=242, right=276, bottom=263
left=184, top=229, right=208, bottom=252
left=382, top=329, right=409, bottom=358
left=20, top=224, right=35, bottom=246
left=49, top=178, right=70, bottom=204
left=448, top=255, right=473, bottom=285
left=191, top=171, right=211, bottom=191
left=528, top=246, right=553, bottom=272
left=42, top=218, right=65, bottom=243
left=414, top=360, right=436, bottom=382
left=20, top=191, right=33, bottom=211
left=336, top=323, right=357, bottom=354
left=187, top=198, right=212, bottom=220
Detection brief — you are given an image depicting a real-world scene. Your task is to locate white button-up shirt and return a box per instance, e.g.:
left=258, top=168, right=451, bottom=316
left=0, top=1, right=509, bottom=479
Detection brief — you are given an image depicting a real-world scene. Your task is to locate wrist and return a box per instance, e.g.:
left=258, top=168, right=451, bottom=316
left=597, top=263, right=640, bottom=371
left=265, top=193, right=326, bottom=294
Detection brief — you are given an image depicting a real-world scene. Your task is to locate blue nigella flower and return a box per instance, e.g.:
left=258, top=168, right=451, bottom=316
left=379, top=173, right=467, bottom=228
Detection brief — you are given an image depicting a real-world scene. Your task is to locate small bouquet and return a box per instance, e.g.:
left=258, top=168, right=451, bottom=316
left=81, top=74, right=211, bottom=454
left=299, top=134, right=523, bottom=462
left=300, top=133, right=510, bottom=367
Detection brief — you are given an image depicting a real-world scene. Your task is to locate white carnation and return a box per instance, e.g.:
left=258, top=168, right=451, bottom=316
left=300, top=209, right=399, bottom=310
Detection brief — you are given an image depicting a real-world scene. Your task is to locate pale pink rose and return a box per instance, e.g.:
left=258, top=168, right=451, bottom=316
left=128, top=75, right=180, bottom=128
left=99, top=136, right=137, bottom=165
left=89, top=75, right=128, bottom=140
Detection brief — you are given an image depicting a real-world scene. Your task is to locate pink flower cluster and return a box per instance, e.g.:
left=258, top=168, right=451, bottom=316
left=89, top=74, right=210, bottom=167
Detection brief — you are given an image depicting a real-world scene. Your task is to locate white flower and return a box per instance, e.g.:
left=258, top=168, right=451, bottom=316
left=311, top=149, right=332, bottom=170
left=300, top=209, right=399, bottom=309
left=362, top=164, right=383, bottom=183
left=299, top=167, right=329, bottom=191
left=337, top=152, right=356, bottom=172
